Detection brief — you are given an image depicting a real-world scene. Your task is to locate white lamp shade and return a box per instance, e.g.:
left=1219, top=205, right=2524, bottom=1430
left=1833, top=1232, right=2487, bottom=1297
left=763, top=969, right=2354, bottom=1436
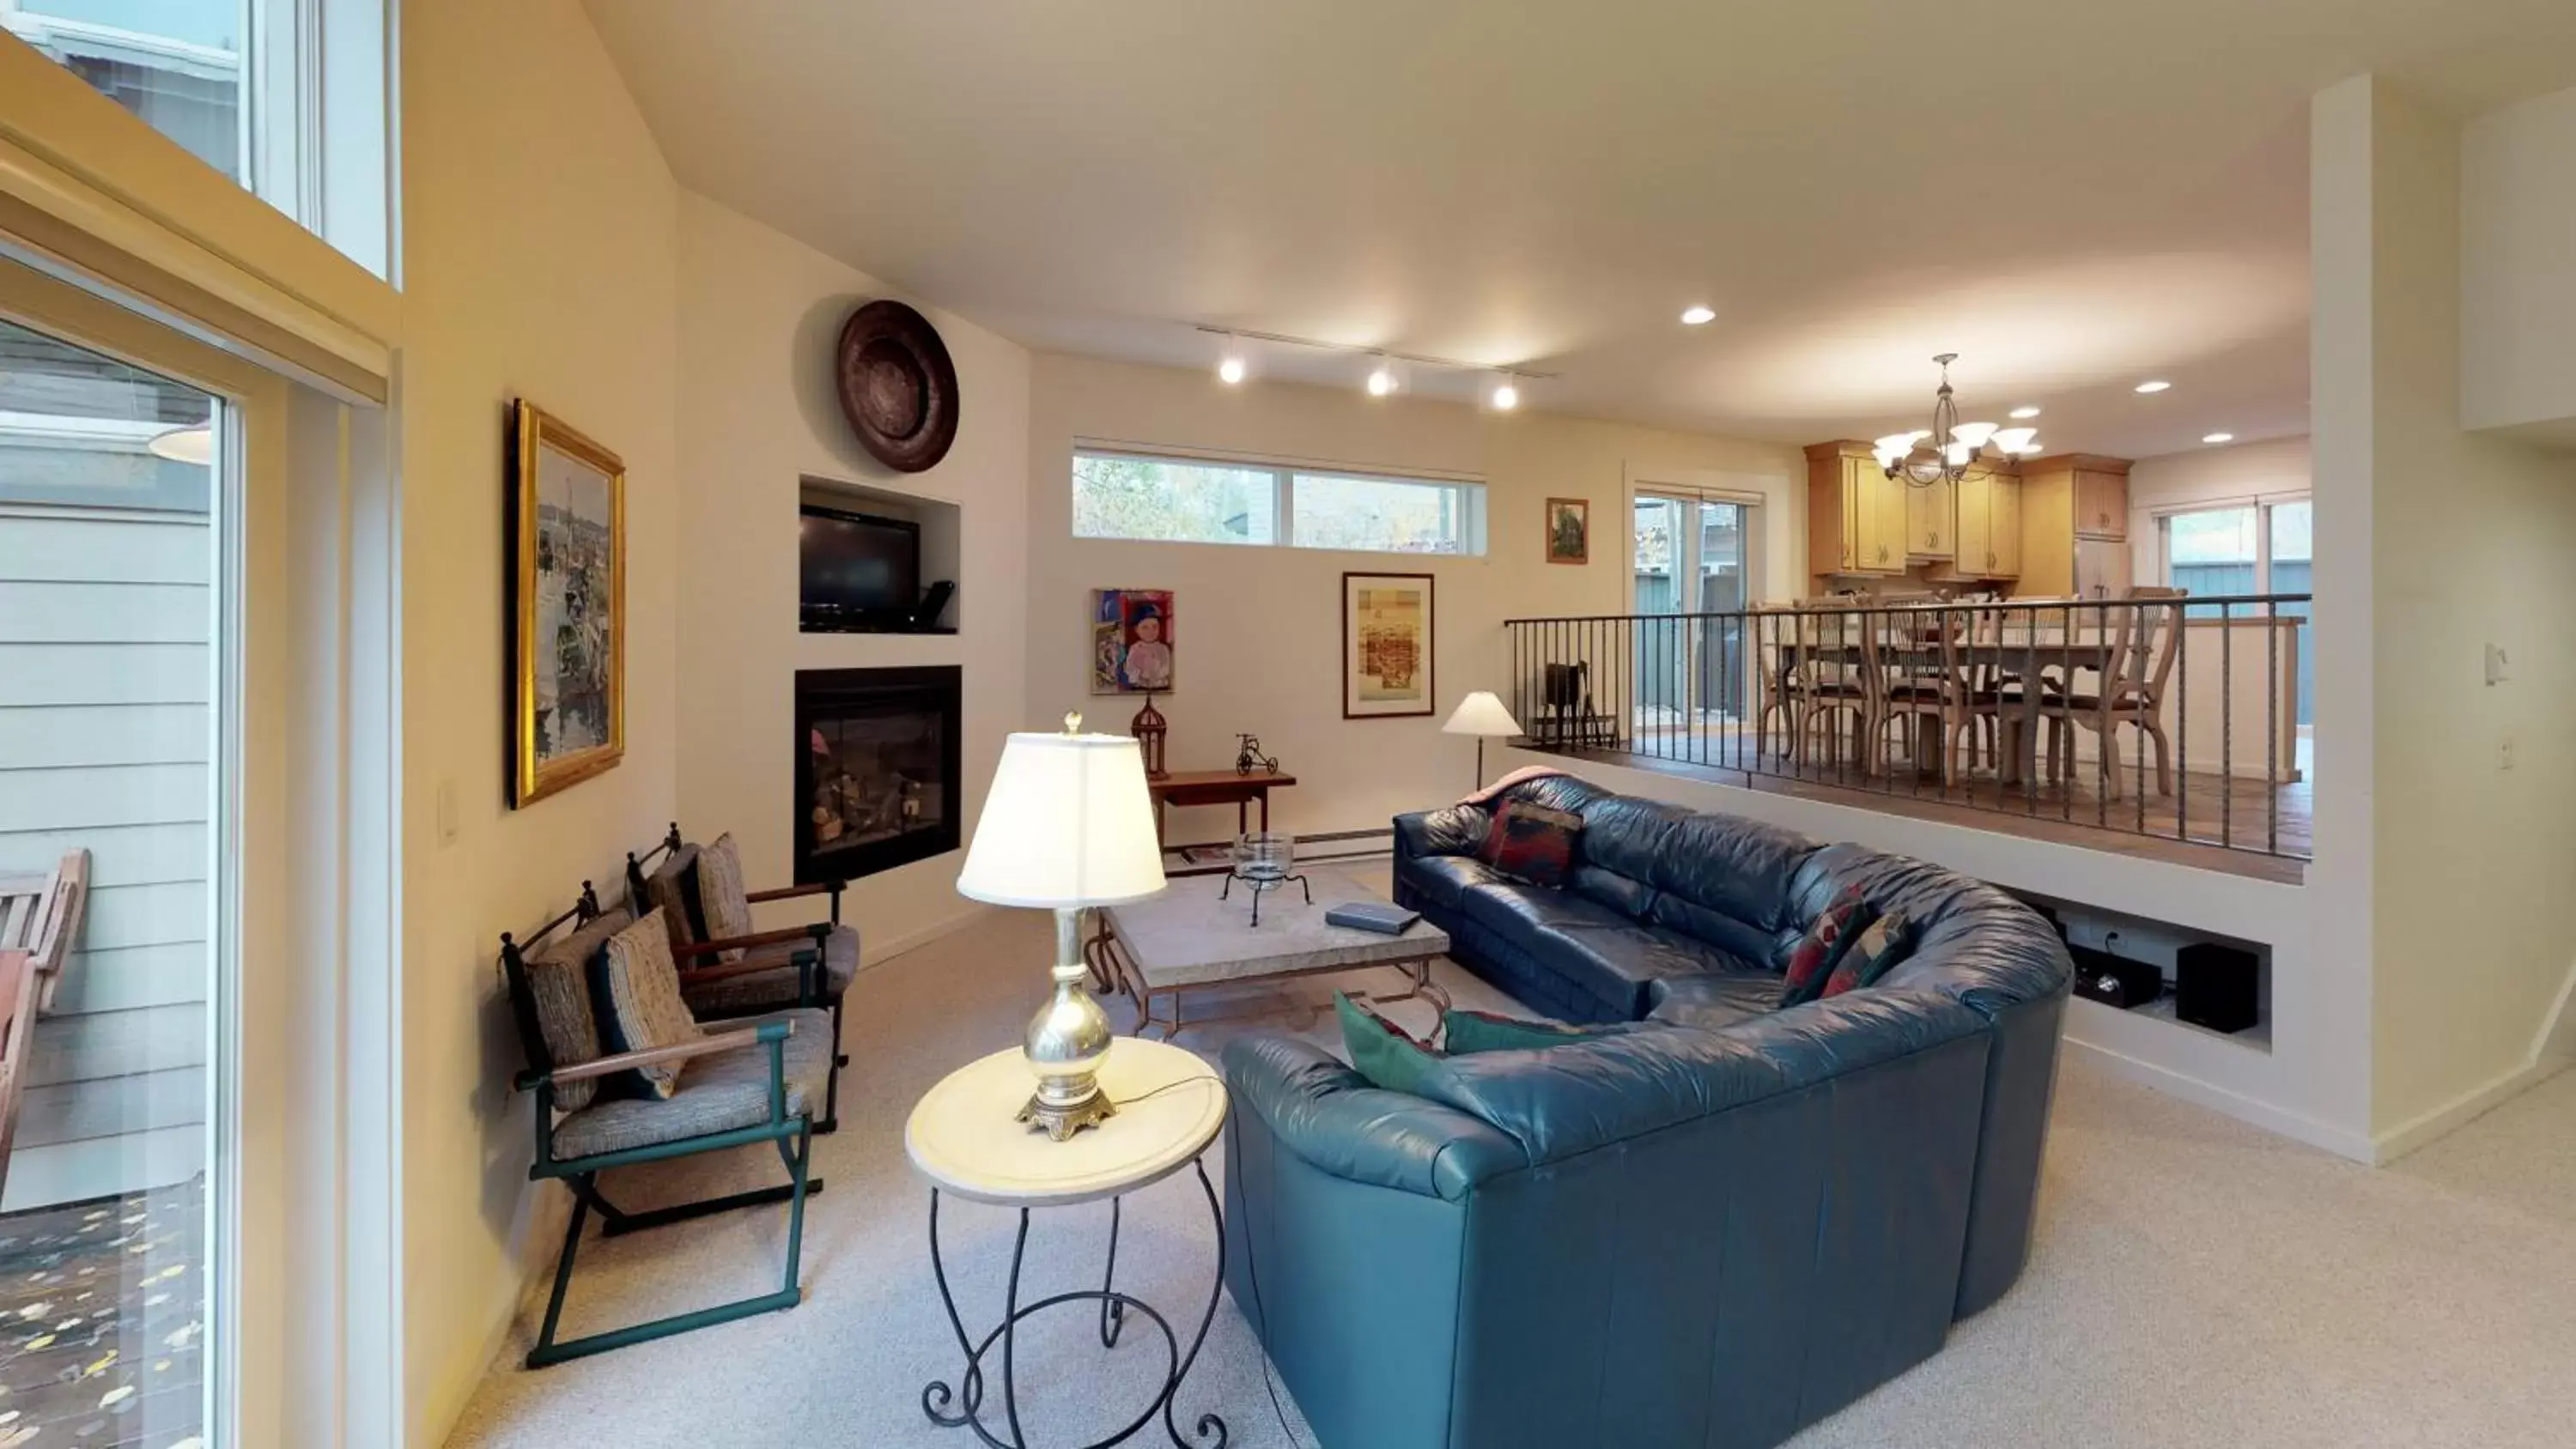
left=1442, top=690, right=1523, bottom=738
left=956, top=731, right=1167, bottom=908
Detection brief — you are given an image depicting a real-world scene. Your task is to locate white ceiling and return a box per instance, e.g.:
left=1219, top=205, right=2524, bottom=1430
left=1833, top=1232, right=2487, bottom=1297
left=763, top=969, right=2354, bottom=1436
left=587, top=0, right=2576, bottom=460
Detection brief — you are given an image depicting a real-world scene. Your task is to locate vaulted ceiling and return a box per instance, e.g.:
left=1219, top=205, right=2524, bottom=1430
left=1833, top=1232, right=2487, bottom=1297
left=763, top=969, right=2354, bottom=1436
left=587, top=0, right=2576, bottom=459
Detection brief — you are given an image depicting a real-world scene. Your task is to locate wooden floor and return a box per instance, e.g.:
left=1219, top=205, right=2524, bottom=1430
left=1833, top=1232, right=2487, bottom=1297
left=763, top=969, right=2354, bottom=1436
left=1560, top=724, right=2310, bottom=884
left=0, top=1178, right=204, bottom=1447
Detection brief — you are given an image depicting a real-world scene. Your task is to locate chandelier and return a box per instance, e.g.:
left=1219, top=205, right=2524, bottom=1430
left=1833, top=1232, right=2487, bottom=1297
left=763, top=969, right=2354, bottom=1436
left=1874, top=354, right=2039, bottom=488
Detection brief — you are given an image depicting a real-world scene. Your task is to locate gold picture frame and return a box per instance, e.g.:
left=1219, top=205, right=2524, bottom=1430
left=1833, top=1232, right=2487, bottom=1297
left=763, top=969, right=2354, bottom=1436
left=510, top=400, right=626, bottom=807
left=1545, top=496, right=1589, bottom=564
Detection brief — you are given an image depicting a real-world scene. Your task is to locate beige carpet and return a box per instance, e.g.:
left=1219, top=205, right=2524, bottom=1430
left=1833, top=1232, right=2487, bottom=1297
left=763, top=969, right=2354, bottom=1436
left=447, top=898, right=2576, bottom=1449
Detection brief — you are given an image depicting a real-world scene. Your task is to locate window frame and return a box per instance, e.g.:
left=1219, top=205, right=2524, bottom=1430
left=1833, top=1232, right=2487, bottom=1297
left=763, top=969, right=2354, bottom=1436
left=2155, top=491, right=2312, bottom=595
left=1072, top=444, right=1489, bottom=558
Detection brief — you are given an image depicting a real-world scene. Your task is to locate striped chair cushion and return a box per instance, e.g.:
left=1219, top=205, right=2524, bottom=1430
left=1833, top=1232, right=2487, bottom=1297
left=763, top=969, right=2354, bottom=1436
left=591, top=908, right=701, bottom=1100
left=695, top=833, right=753, bottom=964
left=521, top=906, right=632, bottom=1113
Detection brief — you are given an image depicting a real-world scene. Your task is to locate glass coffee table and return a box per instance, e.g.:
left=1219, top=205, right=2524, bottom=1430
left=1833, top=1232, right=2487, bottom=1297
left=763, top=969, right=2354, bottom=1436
left=1084, top=864, right=1451, bottom=1039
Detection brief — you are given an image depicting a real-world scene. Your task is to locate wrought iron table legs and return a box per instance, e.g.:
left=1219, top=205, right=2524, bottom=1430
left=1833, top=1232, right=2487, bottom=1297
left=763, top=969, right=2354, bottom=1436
left=923, top=1161, right=1228, bottom=1449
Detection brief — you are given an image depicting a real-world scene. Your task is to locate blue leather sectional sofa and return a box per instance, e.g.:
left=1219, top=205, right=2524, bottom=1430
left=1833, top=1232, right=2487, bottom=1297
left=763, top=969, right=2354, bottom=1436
left=1220, top=774, right=2072, bottom=1449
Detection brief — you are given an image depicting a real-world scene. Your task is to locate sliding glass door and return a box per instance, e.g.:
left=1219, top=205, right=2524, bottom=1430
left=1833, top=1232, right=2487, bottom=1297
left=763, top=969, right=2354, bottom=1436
left=1631, top=492, right=1753, bottom=742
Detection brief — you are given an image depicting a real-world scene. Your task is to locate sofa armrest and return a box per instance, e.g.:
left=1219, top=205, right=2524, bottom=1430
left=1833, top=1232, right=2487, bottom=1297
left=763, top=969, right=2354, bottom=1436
left=1394, top=805, right=1490, bottom=863
left=1223, top=1036, right=1525, bottom=1202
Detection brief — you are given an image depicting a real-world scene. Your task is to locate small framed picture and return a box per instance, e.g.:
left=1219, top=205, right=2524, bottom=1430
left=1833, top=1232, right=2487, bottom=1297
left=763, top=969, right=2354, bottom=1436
left=1342, top=572, right=1435, bottom=719
left=1545, top=497, right=1589, bottom=565
left=1091, top=588, right=1176, bottom=694
left=509, top=401, right=626, bottom=807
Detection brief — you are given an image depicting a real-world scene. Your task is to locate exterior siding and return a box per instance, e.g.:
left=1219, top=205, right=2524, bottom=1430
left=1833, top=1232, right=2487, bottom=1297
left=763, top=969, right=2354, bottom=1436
left=0, top=505, right=210, bottom=1211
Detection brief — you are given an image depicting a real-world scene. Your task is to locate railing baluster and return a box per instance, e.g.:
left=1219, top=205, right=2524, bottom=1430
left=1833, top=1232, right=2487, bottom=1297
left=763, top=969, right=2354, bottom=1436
left=2176, top=607, right=2189, bottom=845
left=2221, top=600, right=2234, bottom=851
left=2266, top=600, right=2280, bottom=857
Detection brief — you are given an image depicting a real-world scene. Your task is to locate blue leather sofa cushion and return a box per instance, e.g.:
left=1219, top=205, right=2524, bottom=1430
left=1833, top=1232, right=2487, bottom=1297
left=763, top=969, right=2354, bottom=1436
left=1565, top=864, right=1656, bottom=919
left=1399, top=852, right=1509, bottom=912
left=1417, top=987, right=1990, bottom=1167
left=1649, top=809, right=1821, bottom=934
left=1529, top=920, right=1761, bottom=1020
left=1458, top=881, right=1631, bottom=937
left=1648, top=891, right=1792, bottom=970
left=1643, top=971, right=1783, bottom=1032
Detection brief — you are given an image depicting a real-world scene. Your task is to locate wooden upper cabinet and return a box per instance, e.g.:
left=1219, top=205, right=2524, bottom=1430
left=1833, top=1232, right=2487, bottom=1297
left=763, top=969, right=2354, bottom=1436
left=1954, top=471, right=1994, bottom=575
left=1906, top=474, right=1955, bottom=559
left=1989, top=473, right=2022, bottom=576
left=2072, top=465, right=2129, bottom=540
left=1804, top=441, right=1904, bottom=578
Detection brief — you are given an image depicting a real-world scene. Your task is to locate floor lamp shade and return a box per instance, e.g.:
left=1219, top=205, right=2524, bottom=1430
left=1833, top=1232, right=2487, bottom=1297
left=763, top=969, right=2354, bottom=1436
left=1442, top=690, right=1522, bottom=738
left=957, top=731, right=1167, bottom=908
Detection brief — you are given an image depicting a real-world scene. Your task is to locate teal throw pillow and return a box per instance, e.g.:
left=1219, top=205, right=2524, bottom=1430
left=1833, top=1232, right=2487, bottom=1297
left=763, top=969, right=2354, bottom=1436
left=1336, top=991, right=1444, bottom=1096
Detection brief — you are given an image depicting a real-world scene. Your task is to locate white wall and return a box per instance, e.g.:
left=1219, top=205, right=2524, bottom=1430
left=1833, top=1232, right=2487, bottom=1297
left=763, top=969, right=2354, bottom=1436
left=674, top=191, right=1030, bottom=961
left=2461, top=84, right=2576, bottom=442
left=2126, top=435, right=2312, bottom=582
left=2312, top=76, right=2576, bottom=1155
left=1024, top=354, right=1803, bottom=839
left=396, top=2, right=680, bottom=1441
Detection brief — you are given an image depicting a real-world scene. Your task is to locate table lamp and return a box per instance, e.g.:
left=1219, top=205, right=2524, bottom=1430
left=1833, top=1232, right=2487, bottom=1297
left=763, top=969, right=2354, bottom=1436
left=1442, top=690, right=1524, bottom=789
left=956, top=713, right=1167, bottom=1139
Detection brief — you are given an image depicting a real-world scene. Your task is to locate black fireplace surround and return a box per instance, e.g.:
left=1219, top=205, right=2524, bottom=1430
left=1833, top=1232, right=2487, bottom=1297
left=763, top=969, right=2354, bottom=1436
left=793, top=665, right=962, bottom=884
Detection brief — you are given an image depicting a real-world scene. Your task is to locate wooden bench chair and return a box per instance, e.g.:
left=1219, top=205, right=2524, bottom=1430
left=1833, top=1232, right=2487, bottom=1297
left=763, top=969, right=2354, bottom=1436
left=0, top=851, right=93, bottom=1200
left=499, top=882, right=826, bottom=1367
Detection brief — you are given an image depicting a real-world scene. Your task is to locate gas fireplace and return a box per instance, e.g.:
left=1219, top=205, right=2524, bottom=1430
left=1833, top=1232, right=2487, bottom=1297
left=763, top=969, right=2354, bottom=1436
left=793, top=665, right=962, bottom=883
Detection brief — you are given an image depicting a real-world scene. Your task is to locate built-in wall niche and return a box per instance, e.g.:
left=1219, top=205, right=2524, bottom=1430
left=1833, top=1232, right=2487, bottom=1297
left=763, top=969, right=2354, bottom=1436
left=798, top=476, right=961, bottom=634
left=2012, top=890, right=2273, bottom=1052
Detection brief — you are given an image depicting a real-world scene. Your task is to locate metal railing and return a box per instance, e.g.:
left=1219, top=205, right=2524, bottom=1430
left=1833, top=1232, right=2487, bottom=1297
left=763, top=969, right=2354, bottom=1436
left=1504, top=594, right=2312, bottom=862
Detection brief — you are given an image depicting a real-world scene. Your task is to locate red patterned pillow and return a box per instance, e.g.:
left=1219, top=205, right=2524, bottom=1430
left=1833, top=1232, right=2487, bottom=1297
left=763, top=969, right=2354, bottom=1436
left=1477, top=801, right=1583, bottom=888
left=1822, top=910, right=1912, bottom=999
left=1779, top=886, right=1874, bottom=1007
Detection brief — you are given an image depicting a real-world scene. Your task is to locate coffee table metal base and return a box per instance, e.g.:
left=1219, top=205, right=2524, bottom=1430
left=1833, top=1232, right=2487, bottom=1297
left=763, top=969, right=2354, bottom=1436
left=922, top=1162, right=1228, bottom=1449
left=1084, top=919, right=1450, bottom=1040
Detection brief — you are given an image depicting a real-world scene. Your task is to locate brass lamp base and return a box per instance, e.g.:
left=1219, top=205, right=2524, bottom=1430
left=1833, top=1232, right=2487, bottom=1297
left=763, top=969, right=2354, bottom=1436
left=1017, top=1088, right=1117, bottom=1142
left=1020, top=908, right=1118, bottom=1140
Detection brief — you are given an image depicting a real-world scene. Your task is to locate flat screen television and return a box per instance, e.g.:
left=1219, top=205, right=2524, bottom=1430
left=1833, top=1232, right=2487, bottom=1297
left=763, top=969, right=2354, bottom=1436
left=799, top=503, right=921, bottom=629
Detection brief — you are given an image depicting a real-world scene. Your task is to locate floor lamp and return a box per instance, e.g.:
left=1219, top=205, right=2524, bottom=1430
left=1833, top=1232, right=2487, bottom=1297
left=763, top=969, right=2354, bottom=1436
left=1442, top=691, right=1524, bottom=790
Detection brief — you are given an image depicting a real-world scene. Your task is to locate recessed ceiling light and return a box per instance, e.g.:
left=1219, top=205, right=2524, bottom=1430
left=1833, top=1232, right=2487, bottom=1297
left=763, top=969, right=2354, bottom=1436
left=2008, top=405, right=2042, bottom=420
left=2202, top=432, right=2235, bottom=445
left=2135, top=379, right=2172, bottom=394
left=1680, top=305, right=1716, bottom=326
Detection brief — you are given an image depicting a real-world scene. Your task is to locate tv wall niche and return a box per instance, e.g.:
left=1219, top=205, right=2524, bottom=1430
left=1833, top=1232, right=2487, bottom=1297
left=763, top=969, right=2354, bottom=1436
left=798, top=476, right=960, bottom=634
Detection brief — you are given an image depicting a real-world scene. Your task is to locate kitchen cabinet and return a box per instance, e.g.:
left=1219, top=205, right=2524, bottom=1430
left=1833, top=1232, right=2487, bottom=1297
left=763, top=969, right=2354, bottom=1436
left=1906, top=474, right=1956, bottom=559
left=1804, top=441, right=1908, bottom=580
left=1949, top=468, right=2022, bottom=579
left=2013, top=454, right=2133, bottom=596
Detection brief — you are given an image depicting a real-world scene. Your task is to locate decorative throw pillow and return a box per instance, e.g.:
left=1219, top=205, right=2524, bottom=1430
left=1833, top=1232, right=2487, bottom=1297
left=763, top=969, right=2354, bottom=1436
left=1821, top=910, right=1913, bottom=1000
left=1336, top=991, right=1444, bottom=1096
left=519, top=906, right=632, bottom=1113
left=695, top=833, right=754, bottom=964
left=1477, top=802, right=1584, bottom=888
left=1778, top=885, right=1874, bottom=1008
left=642, top=845, right=708, bottom=962
left=590, top=907, right=702, bottom=1100
left=1442, top=1009, right=1628, bottom=1055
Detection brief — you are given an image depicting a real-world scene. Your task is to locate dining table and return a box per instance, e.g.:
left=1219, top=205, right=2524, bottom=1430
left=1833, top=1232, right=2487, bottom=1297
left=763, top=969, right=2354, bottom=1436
left=1771, top=627, right=2122, bottom=789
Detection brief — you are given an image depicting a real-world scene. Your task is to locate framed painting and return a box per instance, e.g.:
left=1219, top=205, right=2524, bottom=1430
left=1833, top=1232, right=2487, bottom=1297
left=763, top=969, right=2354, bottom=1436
left=1342, top=572, right=1435, bottom=718
left=1091, top=588, right=1176, bottom=694
left=1545, top=496, right=1589, bottom=564
left=509, top=400, right=626, bottom=806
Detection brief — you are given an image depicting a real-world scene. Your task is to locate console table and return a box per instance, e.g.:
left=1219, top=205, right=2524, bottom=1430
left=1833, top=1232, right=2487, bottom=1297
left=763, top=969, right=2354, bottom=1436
left=1145, top=769, right=1296, bottom=846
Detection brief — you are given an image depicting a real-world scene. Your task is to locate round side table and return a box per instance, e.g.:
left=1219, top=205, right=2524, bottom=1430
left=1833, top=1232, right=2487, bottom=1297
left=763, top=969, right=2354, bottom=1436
left=906, top=1038, right=1230, bottom=1449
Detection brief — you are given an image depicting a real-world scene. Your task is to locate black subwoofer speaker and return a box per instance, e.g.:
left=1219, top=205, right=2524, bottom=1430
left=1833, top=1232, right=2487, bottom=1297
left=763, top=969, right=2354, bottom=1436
left=2176, top=942, right=2261, bottom=1034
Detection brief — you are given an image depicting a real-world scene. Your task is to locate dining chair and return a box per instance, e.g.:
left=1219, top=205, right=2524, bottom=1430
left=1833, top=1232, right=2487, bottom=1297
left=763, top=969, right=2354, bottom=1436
left=2039, top=587, right=2184, bottom=798
left=1751, top=603, right=1802, bottom=762
left=1789, top=600, right=1880, bottom=774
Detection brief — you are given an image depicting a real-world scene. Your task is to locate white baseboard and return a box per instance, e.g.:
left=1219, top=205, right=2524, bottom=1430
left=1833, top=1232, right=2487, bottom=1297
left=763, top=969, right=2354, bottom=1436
left=2061, top=1034, right=2377, bottom=1162
left=859, top=901, right=997, bottom=970
left=2372, top=1055, right=2575, bottom=1164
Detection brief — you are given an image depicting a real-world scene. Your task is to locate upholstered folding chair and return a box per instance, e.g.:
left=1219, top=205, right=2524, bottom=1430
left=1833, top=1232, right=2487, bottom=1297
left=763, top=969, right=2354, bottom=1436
left=500, top=884, right=827, bottom=1367
left=626, top=824, right=854, bottom=1130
